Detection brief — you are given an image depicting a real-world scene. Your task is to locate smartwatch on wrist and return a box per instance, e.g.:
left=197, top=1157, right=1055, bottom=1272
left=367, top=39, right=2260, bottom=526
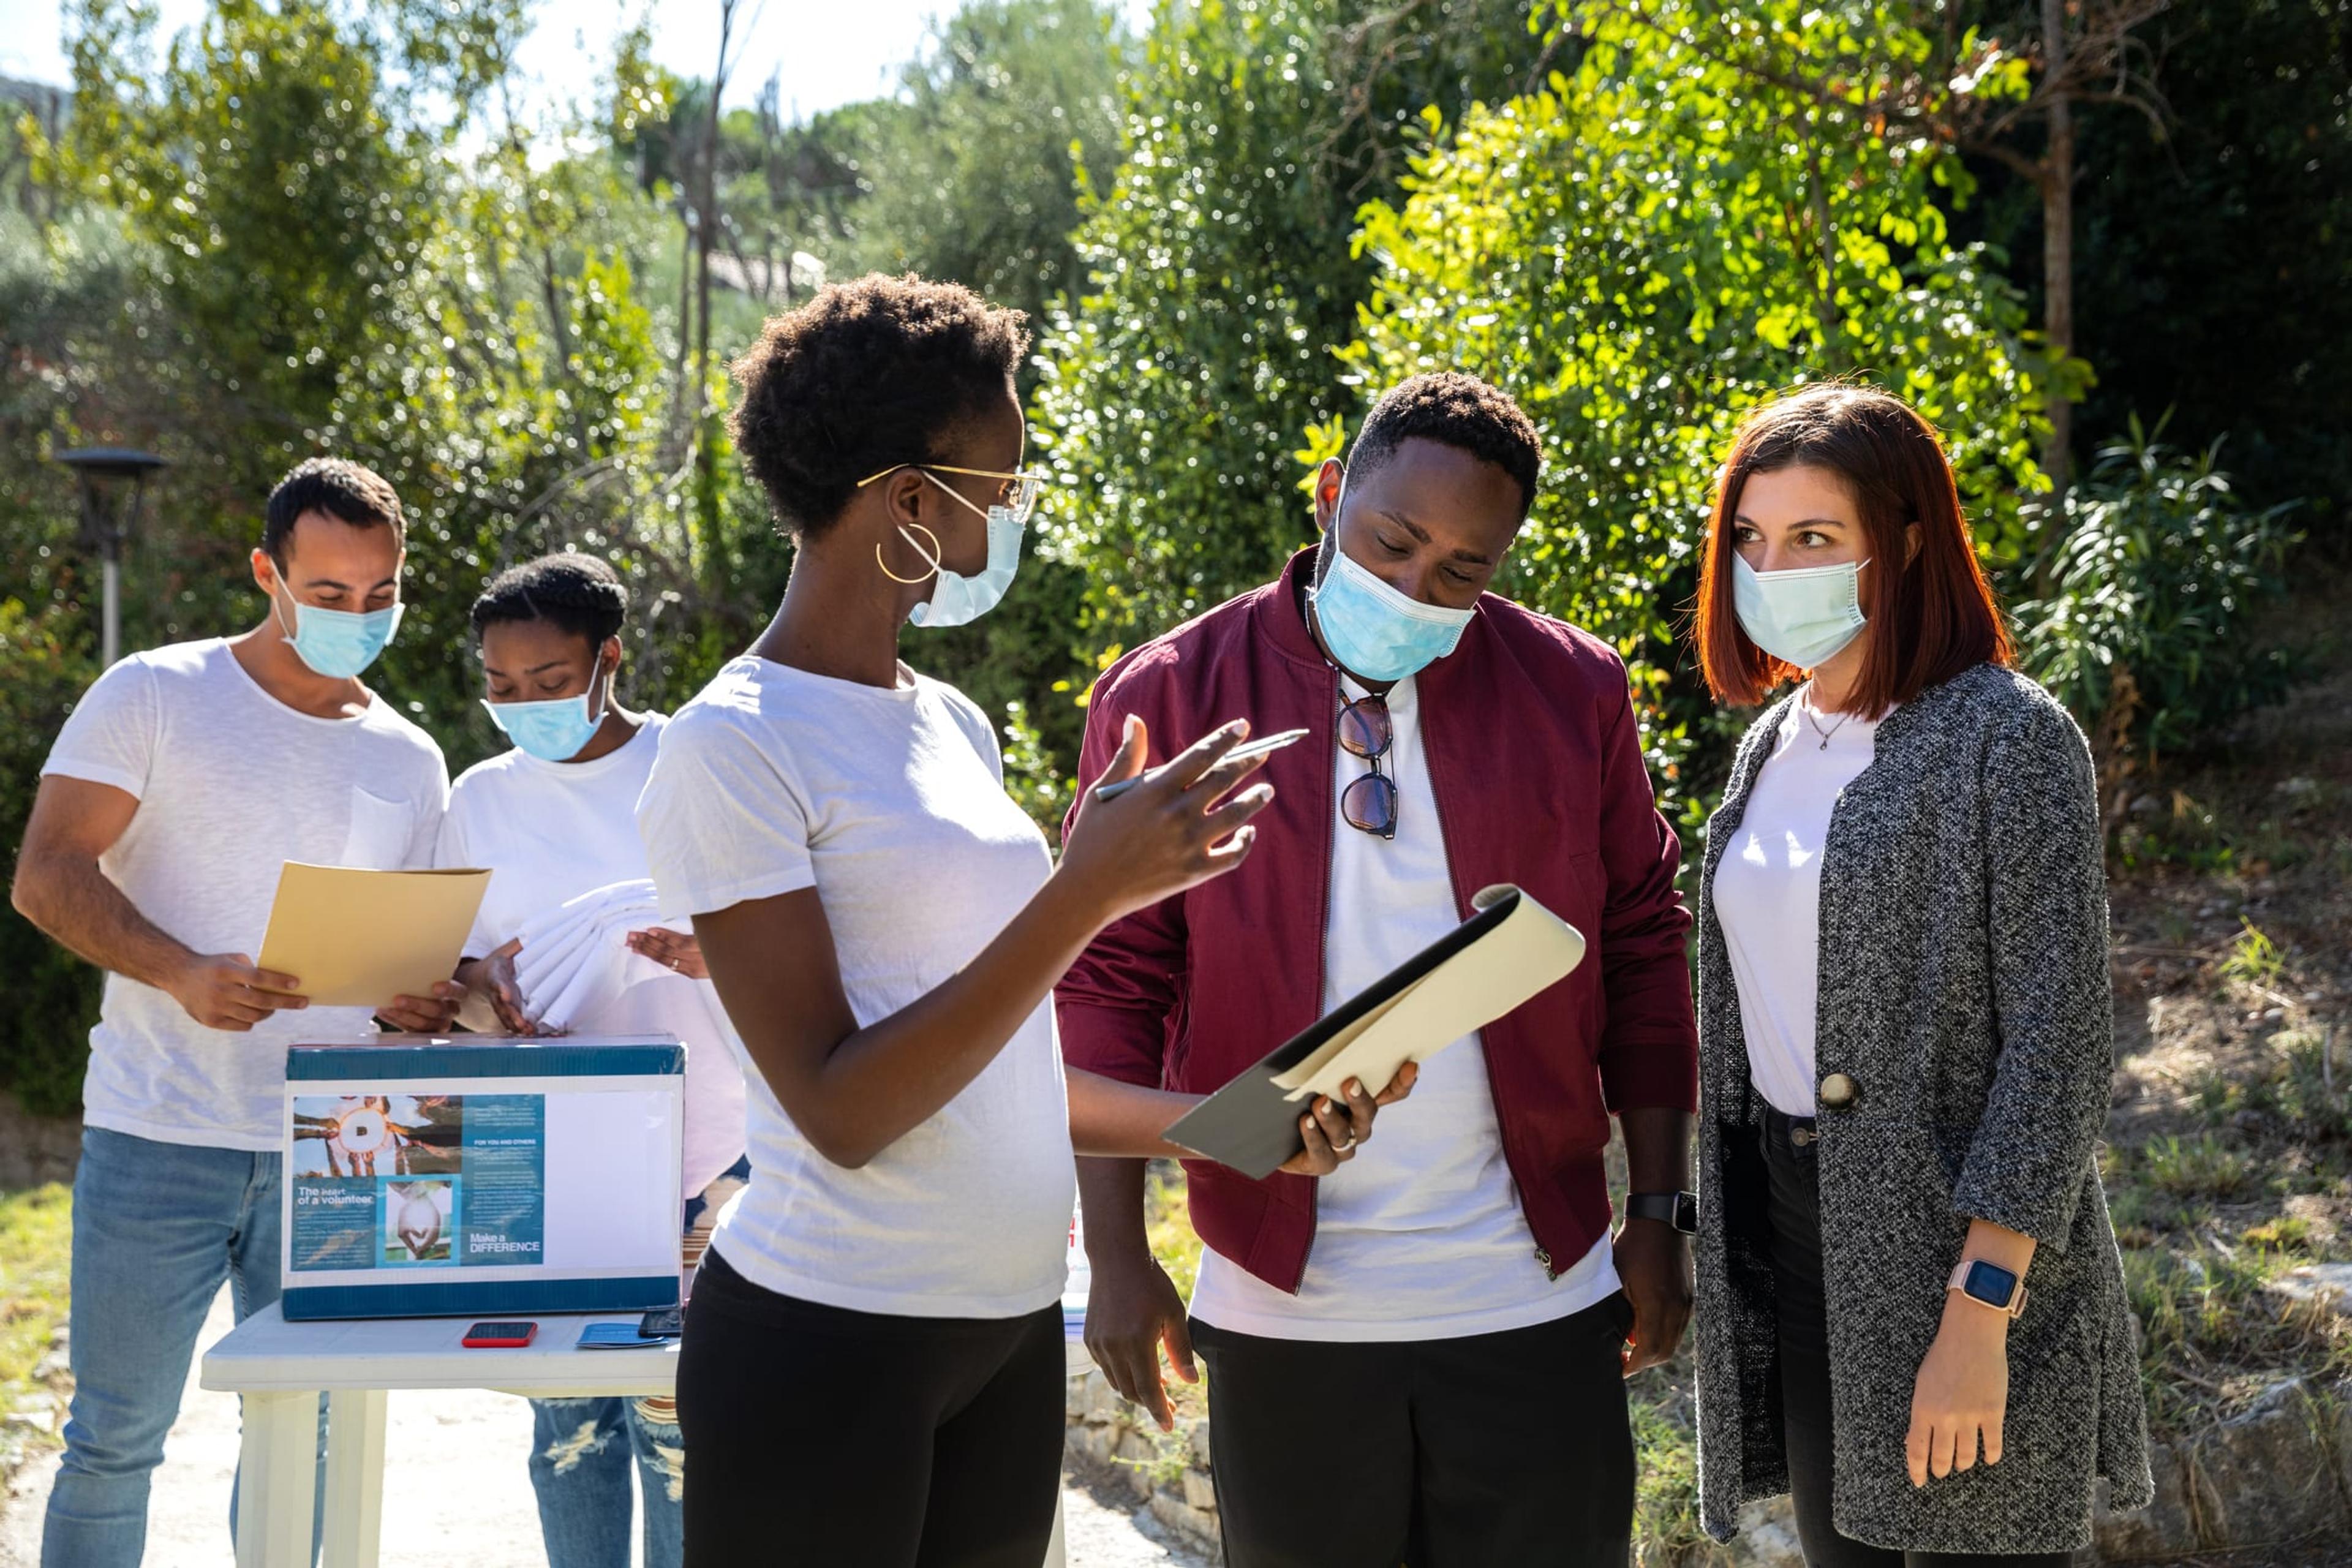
left=1947, top=1257, right=2028, bottom=1317
left=1625, top=1191, right=1697, bottom=1234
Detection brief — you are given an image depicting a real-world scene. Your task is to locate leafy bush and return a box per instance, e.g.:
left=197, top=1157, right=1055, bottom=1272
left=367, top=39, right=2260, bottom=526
left=997, top=699, right=1076, bottom=836
left=0, top=599, right=102, bottom=1116
left=2011, top=418, right=2301, bottom=785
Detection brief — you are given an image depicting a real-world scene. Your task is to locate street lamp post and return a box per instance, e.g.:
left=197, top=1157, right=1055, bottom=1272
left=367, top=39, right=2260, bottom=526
left=56, top=447, right=168, bottom=668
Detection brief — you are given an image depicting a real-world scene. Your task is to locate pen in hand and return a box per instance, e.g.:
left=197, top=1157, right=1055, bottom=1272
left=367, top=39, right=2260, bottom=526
left=1093, top=728, right=1311, bottom=802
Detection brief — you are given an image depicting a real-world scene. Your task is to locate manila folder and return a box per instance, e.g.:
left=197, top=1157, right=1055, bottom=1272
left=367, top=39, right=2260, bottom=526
left=256, top=863, right=492, bottom=1008
left=1160, top=885, right=1584, bottom=1178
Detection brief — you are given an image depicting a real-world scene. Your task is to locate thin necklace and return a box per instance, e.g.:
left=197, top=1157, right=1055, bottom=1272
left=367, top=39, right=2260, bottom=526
left=1804, top=690, right=1853, bottom=750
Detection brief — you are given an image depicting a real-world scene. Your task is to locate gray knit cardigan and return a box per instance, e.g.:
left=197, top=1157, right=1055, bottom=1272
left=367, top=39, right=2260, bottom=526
left=1692, top=662, right=2154, bottom=1553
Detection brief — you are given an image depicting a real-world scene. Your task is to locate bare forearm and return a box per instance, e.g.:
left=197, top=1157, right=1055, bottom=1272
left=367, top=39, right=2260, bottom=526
left=1069, top=1068, right=1196, bottom=1158
left=1619, top=1105, right=1694, bottom=1194
left=712, top=715, right=1273, bottom=1169
left=12, top=853, right=193, bottom=991
left=1077, top=1156, right=1153, bottom=1266
left=1960, top=1217, right=2036, bottom=1276
left=722, top=870, right=1115, bottom=1167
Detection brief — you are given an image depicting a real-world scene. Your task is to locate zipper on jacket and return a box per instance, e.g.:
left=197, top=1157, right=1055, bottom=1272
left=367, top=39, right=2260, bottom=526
left=1298, top=659, right=1341, bottom=1285
left=1421, top=682, right=1559, bottom=1281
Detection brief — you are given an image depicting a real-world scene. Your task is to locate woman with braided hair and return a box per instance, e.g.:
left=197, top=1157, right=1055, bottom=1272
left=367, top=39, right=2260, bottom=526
left=432, top=551, right=748, bottom=1568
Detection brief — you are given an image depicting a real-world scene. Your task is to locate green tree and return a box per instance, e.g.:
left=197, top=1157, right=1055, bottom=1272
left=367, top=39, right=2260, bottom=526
left=56, top=0, right=434, bottom=470
left=1030, top=0, right=1542, bottom=669
left=31, top=0, right=555, bottom=671
left=851, top=0, right=1134, bottom=334
left=1340, top=1, right=2049, bottom=813
left=1961, top=0, right=2352, bottom=532
left=39, top=0, right=768, bottom=772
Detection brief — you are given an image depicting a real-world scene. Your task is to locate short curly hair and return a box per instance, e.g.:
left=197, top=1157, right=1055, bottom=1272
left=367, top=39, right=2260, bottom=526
left=263, top=458, right=405, bottom=563
left=1348, top=372, right=1543, bottom=516
left=469, top=552, right=630, bottom=650
left=728, top=273, right=1030, bottom=538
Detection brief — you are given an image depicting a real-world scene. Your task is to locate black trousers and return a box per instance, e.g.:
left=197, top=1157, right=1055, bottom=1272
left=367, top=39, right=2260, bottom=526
left=1759, top=1113, right=2070, bottom=1568
left=675, top=1248, right=1065, bottom=1568
left=1190, top=1291, right=1637, bottom=1568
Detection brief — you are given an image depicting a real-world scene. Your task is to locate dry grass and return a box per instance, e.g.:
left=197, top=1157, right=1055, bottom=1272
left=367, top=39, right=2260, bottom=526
left=2100, top=621, right=2352, bottom=1436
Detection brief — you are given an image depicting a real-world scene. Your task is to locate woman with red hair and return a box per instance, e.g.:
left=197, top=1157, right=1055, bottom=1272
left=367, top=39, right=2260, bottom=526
left=1686, top=384, right=2150, bottom=1565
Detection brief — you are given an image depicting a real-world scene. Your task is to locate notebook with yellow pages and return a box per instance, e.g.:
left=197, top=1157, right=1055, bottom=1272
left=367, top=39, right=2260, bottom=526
left=1159, top=884, right=1586, bottom=1179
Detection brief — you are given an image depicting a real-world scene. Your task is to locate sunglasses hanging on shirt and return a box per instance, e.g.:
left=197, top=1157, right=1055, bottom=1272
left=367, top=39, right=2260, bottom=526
left=1336, top=687, right=1398, bottom=840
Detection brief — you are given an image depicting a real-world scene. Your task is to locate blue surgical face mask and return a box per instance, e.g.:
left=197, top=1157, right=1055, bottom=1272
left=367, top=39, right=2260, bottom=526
left=906, top=472, right=1024, bottom=629
left=483, top=679, right=605, bottom=763
left=1306, top=473, right=1477, bottom=682
left=273, top=587, right=402, bottom=679
left=1732, top=552, right=1872, bottom=668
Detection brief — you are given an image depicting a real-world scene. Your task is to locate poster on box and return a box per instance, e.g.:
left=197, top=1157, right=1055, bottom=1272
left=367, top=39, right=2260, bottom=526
left=288, top=1094, right=547, bottom=1273
left=279, top=1039, right=684, bottom=1320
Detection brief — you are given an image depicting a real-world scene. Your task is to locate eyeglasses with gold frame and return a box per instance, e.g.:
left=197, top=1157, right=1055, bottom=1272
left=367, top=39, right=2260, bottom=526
left=855, top=463, right=1049, bottom=527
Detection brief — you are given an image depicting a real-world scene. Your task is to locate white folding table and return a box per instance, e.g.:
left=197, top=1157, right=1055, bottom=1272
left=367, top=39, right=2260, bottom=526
left=201, top=1302, right=1087, bottom=1568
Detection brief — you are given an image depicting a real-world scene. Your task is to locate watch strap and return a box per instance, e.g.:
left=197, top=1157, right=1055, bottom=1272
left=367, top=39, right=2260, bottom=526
left=1625, top=1191, right=1697, bottom=1234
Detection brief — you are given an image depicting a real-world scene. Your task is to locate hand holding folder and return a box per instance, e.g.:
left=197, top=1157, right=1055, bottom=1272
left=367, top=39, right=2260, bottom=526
left=255, top=862, right=492, bottom=1009
left=1161, top=885, right=1585, bottom=1178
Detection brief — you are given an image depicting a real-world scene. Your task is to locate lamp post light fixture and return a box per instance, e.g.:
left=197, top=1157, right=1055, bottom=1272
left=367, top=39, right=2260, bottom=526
left=56, top=446, right=168, bottom=668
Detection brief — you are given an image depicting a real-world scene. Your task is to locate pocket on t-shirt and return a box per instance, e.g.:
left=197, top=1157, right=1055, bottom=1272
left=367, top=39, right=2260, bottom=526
left=340, top=787, right=415, bottom=869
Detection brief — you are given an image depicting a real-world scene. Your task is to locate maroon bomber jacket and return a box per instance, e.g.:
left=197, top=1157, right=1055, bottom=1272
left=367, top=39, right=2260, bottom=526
left=1055, top=549, right=1698, bottom=1292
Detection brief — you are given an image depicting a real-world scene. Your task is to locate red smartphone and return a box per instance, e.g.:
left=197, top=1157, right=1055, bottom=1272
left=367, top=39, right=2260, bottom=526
left=461, top=1320, right=538, bottom=1348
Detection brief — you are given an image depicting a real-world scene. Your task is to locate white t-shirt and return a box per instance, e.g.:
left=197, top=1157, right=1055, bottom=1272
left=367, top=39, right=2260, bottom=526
left=435, top=714, right=669, bottom=961
left=434, top=715, right=750, bottom=1200
left=635, top=655, right=1073, bottom=1319
left=1187, top=674, right=1618, bottom=1341
left=1711, top=687, right=1882, bottom=1117
left=39, top=639, right=448, bottom=1151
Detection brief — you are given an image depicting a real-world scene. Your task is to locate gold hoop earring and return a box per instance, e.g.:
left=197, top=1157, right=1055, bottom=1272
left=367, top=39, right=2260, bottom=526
left=876, top=522, right=943, bottom=586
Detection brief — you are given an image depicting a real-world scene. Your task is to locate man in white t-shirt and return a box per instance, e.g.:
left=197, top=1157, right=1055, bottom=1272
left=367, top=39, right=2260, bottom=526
left=1060, top=376, right=1699, bottom=1567
left=12, top=458, right=459, bottom=1568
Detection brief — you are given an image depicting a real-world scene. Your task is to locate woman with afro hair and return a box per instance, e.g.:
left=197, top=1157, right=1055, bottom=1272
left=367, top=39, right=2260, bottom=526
left=634, top=274, right=1371, bottom=1566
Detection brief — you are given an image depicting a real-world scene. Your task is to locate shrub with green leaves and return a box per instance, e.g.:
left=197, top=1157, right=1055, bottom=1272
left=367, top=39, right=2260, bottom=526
left=1339, top=0, right=2051, bottom=818
left=0, top=600, right=102, bottom=1117
left=2012, top=417, right=2301, bottom=777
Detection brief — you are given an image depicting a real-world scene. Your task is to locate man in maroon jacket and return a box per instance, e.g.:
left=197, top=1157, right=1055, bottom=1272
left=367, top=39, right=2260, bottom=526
left=1058, top=373, right=1698, bottom=1567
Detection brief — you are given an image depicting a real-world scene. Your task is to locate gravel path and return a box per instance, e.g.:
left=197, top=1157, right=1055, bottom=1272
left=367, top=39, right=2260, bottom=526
left=0, top=1287, right=1207, bottom=1568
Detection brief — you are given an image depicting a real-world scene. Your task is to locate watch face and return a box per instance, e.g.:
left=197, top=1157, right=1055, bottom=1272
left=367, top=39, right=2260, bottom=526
left=1673, top=1193, right=1698, bottom=1233
left=1962, top=1259, right=2018, bottom=1308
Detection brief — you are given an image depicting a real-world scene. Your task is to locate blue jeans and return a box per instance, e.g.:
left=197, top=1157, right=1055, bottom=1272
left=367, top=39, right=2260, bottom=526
left=528, top=1395, right=685, bottom=1568
left=526, top=1155, right=746, bottom=1568
left=44, top=1126, right=326, bottom=1568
